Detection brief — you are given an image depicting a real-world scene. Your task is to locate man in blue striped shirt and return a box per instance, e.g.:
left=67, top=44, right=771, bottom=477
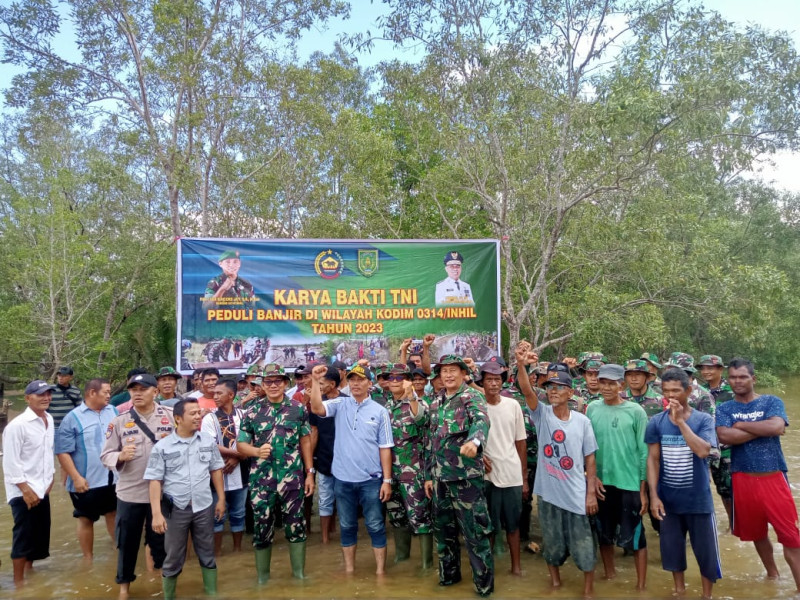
left=55, top=378, right=118, bottom=560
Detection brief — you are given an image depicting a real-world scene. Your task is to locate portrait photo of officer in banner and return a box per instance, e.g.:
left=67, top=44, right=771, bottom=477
left=435, top=251, right=474, bottom=307
left=203, top=249, right=255, bottom=306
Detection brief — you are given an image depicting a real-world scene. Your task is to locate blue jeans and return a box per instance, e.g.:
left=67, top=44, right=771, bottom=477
left=212, top=487, right=248, bottom=533
left=318, top=472, right=336, bottom=517
left=334, top=477, right=386, bottom=548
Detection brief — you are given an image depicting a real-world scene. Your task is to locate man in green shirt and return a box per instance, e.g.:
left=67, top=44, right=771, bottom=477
left=586, top=364, right=649, bottom=591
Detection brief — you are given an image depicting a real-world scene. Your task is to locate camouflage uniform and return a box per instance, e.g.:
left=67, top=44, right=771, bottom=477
left=697, top=356, right=733, bottom=499
left=237, top=394, right=311, bottom=548
left=621, top=387, right=665, bottom=419
left=622, top=360, right=666, bottom=420
left=370, top=385, right=391, bottom=407
left=386, top=395, right=432, bottom=534
left=204, top=274, right=254, bottom=299
left=425, top=363, right=493, bottom=597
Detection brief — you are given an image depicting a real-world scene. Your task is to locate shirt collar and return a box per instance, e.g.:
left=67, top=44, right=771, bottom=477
left=21, top=406, right=44, bottom=421
left=172, top=430, right=201, bottom=444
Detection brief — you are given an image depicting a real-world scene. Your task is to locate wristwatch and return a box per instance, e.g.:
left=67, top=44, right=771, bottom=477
left=382, top=478, right=392, bottom=484
left=471, top=438, right=481, bottom=447
left=307, top=468, right=316, bottom=474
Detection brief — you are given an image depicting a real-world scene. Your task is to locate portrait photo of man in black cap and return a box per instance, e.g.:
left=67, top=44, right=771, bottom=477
left=203, top=250, right=254, bottom=303
left=435, top=251, right=474, bottom=307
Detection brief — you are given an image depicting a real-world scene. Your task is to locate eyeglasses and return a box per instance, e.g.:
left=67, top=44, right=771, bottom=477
left=386, top=375, right=407, bottom=382
left=263, top=379, right=284, bottom=387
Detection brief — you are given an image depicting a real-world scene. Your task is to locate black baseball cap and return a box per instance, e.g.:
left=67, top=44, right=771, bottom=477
left=127, top=373, right=158, bottom=389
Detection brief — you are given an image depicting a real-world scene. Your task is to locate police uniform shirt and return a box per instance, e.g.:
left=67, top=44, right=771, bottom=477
left=100, top=404, right=175, bottom=504
left=144, top=430, right=224, bottom=512
left=435, top=277, right=474, bottom=306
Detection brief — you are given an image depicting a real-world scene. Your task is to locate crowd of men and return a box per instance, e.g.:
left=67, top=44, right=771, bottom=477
left=3, top=338, right=799, bottom=600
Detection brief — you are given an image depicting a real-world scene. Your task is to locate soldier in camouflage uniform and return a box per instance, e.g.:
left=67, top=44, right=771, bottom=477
left=663, top=353, right=715, bottom=416
left=155, top=366, right=183, bottom=408
left=204, top=249, right=254, bottom=303
left=571, top=352, right=605, bottom=395
left=640, top=352, right=663, bottom=392
left=576, top=360, right=605, bottom=408
left=424, top=355, right=493, bottom=597
left=384, top=363, right=434, bottom=568
left=370, top=362, right=392, bottom=407
left=237, top=364, right=314, bottom=583
left=621, top=360, right=666, bottom=420
left=239, top=364, right=265, bottom=409
left=697, top=355, right=734, bottom=528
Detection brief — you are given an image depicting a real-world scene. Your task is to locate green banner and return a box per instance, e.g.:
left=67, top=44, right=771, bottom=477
left=178, top=239, right=500, bottom=373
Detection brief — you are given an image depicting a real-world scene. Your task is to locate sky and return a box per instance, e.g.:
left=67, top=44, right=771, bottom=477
left=1, top=0, right=799, bottom=192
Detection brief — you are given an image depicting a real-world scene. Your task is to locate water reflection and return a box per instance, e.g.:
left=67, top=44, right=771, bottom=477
left=2, top=380, right=800, bottom=598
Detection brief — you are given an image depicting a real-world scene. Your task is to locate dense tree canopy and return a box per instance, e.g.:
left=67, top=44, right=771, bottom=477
left=1, top=0, right=799, bottom=383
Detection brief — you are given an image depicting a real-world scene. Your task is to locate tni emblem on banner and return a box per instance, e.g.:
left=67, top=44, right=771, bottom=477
left=357, top=249, right=379, bottom=277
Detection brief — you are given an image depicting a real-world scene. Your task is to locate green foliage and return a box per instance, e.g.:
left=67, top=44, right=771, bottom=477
left=1, top=0, right=800, bottom=383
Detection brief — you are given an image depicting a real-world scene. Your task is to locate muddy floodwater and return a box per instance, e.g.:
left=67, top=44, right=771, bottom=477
left=2, top=380, right=800, bottom=599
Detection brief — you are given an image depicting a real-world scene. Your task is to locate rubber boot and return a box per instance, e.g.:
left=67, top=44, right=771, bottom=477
left=201, top=567, right=217, bottom=596
left=393, top=528, right=412, bottom=563
left=162, top=575, right=178, bottom=600
left=419, top=533, right=434, bottom=569
left=255, top=546, right=272, bottom=584
left=289, top=541, right=307, bottom=579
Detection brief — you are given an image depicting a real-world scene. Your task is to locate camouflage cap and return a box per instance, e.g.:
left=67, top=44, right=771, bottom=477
left=411, top=368, right=427, bottom=379
left=218, top=250, right=240, bottom=262
left=577, top=352, right=605, bottom=367
left=156, top=366, right=181, bottom=380
left=373, top=362, right=392, bottom=378
left=388, top=363, right=412, bottom=377
left=533, top=364, right=550, bottom=376
left=697, top=355, right=725, bottom=368
left=640, top=352, right=662, bottom=369
left=346, top=364, right=371, bottom=380
left=582, top=359, right=604, bottom=372
left=624, top=359, right=651, bottom=374
left=434, top=354, right=470, bottom=372
left=246, top=364, right=263, bottom=376
left=261, top=363, right=290, bottom=380
left=664, top=352, right=696, bottom=374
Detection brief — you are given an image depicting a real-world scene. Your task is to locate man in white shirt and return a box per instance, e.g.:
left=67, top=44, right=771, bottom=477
left=3, top=380, right=56, bottom=586
left=480, top=361, right=527, bottom=576
left=435, top=251, right=474, bottom=307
